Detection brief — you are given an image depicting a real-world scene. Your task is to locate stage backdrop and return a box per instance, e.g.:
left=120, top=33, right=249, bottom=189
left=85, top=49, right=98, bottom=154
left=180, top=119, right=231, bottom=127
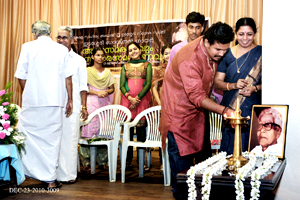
left=70, top=18, right=210, bottom=104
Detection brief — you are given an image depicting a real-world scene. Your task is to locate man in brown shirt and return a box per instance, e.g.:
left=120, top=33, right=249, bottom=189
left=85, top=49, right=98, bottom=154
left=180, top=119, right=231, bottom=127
left=159, top=22, right=234, bottom=199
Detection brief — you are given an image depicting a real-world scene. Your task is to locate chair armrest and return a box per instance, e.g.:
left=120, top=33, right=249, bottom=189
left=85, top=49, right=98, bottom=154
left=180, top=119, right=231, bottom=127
left=80, top=112, right=96, bottom=126
left=80, top=119, right=88, bottom=126
left=123, top=119, right=140, bottom=128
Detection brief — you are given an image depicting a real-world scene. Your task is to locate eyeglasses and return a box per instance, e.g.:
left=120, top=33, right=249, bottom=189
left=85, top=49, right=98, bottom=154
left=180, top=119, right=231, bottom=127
left=56, top=36, right=69, bottom=40
left=258, top=123, right=281, bottom=132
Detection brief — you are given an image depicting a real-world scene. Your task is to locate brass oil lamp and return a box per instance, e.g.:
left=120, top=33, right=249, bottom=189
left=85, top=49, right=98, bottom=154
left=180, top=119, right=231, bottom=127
left=225, top=99, right=250, bottom=172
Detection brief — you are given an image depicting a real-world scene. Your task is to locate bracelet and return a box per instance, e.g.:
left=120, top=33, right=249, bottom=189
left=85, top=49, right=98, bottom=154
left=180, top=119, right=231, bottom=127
left=125, top=93, right=131, bottom=98
left=254, top=85, right=258, bottom=92
left=226, top=83, right=230, bottom=91
left=222, top=106, right=228, bottom=116
left=82, top=106, right=87, bottom=110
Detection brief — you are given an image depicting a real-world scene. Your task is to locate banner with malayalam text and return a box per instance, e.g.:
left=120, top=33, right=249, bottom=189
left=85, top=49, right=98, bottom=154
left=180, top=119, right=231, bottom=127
left=70, top=18, right=210, bottom=72
left=70, top=18, right=210, bottom=104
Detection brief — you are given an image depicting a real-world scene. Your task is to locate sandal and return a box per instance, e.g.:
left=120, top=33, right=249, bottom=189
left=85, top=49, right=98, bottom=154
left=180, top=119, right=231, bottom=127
left=144, top=165, right=150, bottom=172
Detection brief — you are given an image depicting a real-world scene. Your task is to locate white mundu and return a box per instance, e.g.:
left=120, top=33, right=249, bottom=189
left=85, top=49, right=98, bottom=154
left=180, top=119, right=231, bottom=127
left=15, top=36, right=72, bottom=182
left=57, top=49, right=88, bottom=181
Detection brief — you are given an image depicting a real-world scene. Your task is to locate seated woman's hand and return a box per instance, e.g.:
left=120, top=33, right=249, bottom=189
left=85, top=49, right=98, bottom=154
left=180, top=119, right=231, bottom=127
left=129, top=103, right=137, bottom=111
left=128, top=96, right=140, bottom=105
left=97, top=90, right=108, bottom=98
left=134, top=96, right=141, bottom=104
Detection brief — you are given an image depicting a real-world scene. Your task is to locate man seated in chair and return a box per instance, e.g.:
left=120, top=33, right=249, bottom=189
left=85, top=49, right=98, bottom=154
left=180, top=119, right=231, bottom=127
left=251, top=107, right=283, bottom=157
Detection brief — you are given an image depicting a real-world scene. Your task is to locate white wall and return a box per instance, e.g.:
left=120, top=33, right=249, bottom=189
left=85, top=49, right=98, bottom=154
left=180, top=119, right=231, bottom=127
left=263, top=1, right=300, bottom=199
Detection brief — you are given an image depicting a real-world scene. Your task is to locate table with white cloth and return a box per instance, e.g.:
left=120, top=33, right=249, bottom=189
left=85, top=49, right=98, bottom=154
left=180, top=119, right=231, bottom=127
left=0, top=144, right=25, bottom=187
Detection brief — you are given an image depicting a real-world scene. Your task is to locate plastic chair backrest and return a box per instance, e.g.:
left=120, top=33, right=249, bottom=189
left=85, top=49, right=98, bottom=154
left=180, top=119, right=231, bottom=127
left=81, top=104, right=132, bottom=138
left=209, top=112, right=222, bottom=146
left=133, top=106, right=161, bottom=142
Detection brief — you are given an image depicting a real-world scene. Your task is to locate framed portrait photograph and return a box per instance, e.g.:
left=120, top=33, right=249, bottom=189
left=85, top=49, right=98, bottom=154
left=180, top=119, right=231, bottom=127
left=248, top=105, right=289, bottom=159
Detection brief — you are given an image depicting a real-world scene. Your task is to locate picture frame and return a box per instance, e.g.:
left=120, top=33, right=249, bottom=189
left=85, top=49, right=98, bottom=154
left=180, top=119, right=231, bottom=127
left=248, top=105, right=289, bottom=159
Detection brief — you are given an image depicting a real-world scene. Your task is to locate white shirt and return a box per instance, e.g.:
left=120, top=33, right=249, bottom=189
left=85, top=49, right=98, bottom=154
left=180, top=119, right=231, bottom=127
left=251, top=143, right=283, bottom=157
left=15, top=36, right=73, bottom=107
left=66, top=49, right=88, bottom=113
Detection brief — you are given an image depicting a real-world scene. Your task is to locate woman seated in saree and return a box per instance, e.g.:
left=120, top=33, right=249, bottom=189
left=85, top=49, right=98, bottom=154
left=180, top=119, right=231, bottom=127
left=214, top=17, right=262, bottom=154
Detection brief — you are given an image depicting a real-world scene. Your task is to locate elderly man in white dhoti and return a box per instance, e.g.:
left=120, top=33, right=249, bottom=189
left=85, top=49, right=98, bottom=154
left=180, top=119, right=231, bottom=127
left=56, top=26, right=88, bottom=184
left=14, top=20, right=73, bottom=189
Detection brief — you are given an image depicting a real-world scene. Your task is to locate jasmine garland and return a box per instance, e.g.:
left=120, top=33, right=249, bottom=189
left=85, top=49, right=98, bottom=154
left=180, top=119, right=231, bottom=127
left=186, top=152, right=279, bottom=200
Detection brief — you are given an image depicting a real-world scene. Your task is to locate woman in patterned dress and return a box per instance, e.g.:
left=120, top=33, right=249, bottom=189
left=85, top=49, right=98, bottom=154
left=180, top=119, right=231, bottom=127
left=120, top=41, right=152, bottom=170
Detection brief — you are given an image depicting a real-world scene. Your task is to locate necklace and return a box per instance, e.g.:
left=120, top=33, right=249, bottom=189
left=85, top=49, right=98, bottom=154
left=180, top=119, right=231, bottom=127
left=236, top=47, right=251, bottom=73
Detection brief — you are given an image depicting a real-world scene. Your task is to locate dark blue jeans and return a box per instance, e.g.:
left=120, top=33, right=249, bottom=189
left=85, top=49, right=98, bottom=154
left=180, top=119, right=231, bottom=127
left=167, top=131, right=197, bottom=200
left=167, top=110, right=212, bottom=199
left=167, top=129, right=212, bottom=199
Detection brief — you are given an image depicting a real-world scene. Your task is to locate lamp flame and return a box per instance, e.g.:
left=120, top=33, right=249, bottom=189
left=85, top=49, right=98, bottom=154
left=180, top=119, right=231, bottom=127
left=231, top=112, right=235, bottom=118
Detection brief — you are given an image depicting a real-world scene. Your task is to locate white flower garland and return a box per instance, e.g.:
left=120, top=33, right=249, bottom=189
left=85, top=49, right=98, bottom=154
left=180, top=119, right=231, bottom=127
left=250, top=153, right=278, bottom=200
left=186, top=152, right=227, bottom=200
left=201, top=157, right=227, bottom=200
left=235, top=152, right=257, bottom=200
left=186, top=152, right=279, bottom=200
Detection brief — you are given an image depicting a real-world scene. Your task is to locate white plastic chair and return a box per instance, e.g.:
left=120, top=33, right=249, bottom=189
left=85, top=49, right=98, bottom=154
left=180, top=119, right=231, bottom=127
left=119, top=106, right=171, bottom=186
left=209, top=112, right=223, bottom=152
left=78, top=105, right=131, bottom=182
